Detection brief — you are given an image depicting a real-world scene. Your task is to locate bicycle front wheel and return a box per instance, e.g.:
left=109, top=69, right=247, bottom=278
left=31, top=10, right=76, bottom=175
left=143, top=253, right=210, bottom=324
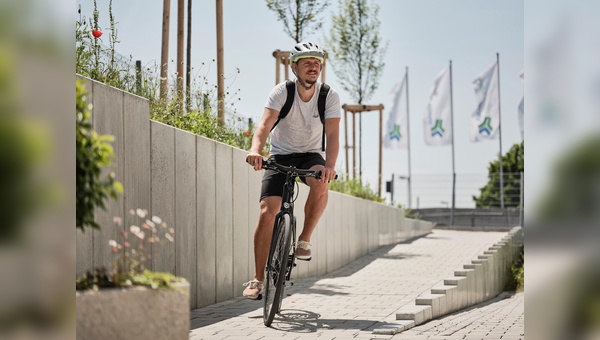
left=263, top=213, right=292, bottom=326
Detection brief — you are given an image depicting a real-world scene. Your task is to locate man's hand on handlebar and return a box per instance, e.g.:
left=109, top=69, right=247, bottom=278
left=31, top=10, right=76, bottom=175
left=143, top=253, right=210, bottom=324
left=246, top=152, right=263, bottom=171
left=320, top=166, right=336, bottom=184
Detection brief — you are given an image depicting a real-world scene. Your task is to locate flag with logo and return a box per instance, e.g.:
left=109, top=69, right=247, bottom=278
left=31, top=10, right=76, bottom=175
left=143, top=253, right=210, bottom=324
left=384, top=75, right=408, bottom=149
left=423, top=66, right=452, bottom=146
left=470, top=62, right=500, bottom=142
left=518, top=70, right=524, bottom=140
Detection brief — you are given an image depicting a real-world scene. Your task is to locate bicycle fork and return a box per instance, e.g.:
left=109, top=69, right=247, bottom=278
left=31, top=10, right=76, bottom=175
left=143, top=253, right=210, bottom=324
left=284, top=216, right=297, bottom=283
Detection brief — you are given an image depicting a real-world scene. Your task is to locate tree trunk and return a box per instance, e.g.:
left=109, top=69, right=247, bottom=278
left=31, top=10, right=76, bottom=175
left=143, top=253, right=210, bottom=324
left=160, top=0, right=171, bottom=102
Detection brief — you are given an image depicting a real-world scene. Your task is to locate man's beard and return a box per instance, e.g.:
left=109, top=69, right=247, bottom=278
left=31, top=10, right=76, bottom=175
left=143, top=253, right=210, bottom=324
left=299, top=77, right=316, bottom=90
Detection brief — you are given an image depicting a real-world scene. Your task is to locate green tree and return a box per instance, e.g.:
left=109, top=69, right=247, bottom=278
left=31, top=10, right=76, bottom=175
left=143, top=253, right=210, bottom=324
left=265, top=0, right=329, bottom=43
left=473, top=142, right=524, bottom=208
left=537, top=135, right=600, bottom=221
left=325, top=0, right=388, bottom=104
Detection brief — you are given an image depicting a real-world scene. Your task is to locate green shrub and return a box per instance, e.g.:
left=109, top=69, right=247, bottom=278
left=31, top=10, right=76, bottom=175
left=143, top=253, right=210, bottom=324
left=506, top=245, right=524, bottom=291
left=76, top=80, right=123, bottom=231
left=328, top=175, right=384, bottom=203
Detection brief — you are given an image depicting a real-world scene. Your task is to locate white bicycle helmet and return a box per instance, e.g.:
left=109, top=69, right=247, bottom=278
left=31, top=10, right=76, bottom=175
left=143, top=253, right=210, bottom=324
left=290, top=41, right=325, bottom=63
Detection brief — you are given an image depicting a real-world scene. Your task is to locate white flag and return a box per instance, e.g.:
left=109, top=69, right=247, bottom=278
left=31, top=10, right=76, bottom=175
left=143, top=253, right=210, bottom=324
left=423, top=66, right=452, bottom=146
left=384, top=75, right=408, bottom=149
left=518, top=70, right=524, bottom=140
left=470, top=62, right=500, bottom=142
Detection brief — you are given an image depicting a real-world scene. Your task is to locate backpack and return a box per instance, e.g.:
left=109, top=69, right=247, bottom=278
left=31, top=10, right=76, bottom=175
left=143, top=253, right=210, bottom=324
left=270, top=80, right=331, bottom=151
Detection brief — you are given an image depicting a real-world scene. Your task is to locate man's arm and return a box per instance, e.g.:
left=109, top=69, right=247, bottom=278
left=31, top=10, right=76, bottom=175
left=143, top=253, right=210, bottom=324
left=247, top=107, right=279, bottom=171
left=322, top=117, right=341, bottom=182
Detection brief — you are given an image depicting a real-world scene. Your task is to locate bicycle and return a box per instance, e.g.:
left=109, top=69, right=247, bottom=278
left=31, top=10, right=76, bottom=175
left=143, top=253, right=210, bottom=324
left=253, top=157, right=336, bottom=326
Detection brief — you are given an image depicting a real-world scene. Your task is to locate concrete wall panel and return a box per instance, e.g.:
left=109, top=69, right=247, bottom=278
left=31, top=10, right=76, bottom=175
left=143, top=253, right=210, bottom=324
left=196, top=136, right=216, bottom=308
left=247, top=169, right=262, bottom=280
left=150, top=121, right=175, bottom=273
left=232, top=148, right=249, bottom=296
left=123, top=93, right=151, bottom=234
left=92, top=82, right=124, bottom=271
left=175, top=129, right=197, bottom=307
left=215, top=143, right=233, bottom=302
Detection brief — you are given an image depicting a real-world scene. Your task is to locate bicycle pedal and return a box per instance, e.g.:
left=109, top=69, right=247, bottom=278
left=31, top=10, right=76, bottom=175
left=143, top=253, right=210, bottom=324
left=257, top=294, right=262, bottom=301
left=290, top=282, right=294, bottom=286
left=293, top=263, right=297, bottom=267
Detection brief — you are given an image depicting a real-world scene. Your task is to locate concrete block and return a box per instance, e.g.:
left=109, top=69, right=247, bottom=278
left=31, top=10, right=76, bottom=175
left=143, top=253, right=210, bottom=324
left=150, top=121, right=175, bottom=274
left=76, top=282, right=189, bottom=340
left=416, top=293, right=446, bottom=318
left=232, top=148, right=249, bottom=296
left=175, top=129, right=197, bottom=307
left=317, top=191, right=328, bottom=276
left=444, top=276, right=467, bottom=309
left=123, top=92, right=151, bottom=233
left=372, top=320, right=415, bottom=335
left=247, top=167, right=262, bottom=279
left=431, top=285, right=457, bottom=314
left=295, top=186, right=309, bottom=279
left=196, top=136, right=216, bottom=308
left=215, top=143, right=233, bottom=302
left=93, top=81, right=125, bottom=271
left=326, top=192, right=337, bottom=273
left=396, top=304, right=432, bottom=325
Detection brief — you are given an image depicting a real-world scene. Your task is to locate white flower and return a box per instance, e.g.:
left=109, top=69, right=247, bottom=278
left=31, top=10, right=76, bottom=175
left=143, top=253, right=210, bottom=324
left=165, top=233, right=174, bottom=242
left=135, top=231, right=145, bottom=240
left=151, top=216, right=162, bottom=224
left=145, top=220, right=155, bottom=229
left=112, top=217, right=122, bottom=225
left=129, top=209, right=135, bottom=215
left=130, top=226, right=141, bottom=234
left=108, top=240, right=118, bottom=248
left=136, top=209, right=147, bottom=218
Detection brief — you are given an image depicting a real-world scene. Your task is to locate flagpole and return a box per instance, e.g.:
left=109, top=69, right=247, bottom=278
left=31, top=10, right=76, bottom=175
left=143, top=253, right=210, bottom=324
left=449, top=60, right=456, bottom=226
left=405, top=66, right=412, bottom=209
left=497, top=52, right=504, bottom=209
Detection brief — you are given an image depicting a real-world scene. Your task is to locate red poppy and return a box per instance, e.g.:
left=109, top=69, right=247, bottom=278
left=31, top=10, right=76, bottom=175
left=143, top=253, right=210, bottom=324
left=245, top=129, right=251, bottom=136
left=91, top=30, right=103, bottom=38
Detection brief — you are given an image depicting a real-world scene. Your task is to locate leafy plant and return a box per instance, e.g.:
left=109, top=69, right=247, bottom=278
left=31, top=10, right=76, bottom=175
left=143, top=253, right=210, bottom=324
left=76, top=80, right=123, bottom=231
left=505, top=245, right=524, bottom=291
left=265, top=0, right=329, bottom=43
left=328, top=174, right=384, bottom=203
left=76, top=209, right=185, bottom=291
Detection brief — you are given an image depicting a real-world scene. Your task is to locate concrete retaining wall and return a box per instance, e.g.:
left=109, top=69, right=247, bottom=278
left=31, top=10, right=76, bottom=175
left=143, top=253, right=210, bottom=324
left=374, top=226, right=524, bottom=335
left=75, top=76, right=434, bottom=309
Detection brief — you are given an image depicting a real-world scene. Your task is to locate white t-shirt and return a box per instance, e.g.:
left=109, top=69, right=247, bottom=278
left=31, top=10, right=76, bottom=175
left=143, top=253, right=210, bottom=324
left=265, top=80, right=341, bottom=156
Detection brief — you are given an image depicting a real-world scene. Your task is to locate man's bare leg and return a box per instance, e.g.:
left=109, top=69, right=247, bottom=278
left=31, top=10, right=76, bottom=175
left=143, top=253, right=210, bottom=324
left=244, top=196, right=281, bottom=299
left=298, top=165, right=329, bottom=243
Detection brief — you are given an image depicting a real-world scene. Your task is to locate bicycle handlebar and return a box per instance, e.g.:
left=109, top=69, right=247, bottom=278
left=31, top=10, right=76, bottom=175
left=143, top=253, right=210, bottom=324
left=246, top=157, right=338, bottom=180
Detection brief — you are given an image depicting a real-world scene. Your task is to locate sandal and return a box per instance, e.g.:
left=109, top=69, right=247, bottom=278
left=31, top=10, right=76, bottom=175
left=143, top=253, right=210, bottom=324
left=242, top=279, right=264, bottom=300
left=295, top=240, right=312, bottom=261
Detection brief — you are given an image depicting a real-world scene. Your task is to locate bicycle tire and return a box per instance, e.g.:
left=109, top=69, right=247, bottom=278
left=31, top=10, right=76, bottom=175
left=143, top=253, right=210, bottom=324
left=263, top=213, right=292, bottom=326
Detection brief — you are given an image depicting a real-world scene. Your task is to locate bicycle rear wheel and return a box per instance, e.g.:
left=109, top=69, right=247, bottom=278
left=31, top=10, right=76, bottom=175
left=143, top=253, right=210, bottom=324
left=263, top=213, right=292, bottom=326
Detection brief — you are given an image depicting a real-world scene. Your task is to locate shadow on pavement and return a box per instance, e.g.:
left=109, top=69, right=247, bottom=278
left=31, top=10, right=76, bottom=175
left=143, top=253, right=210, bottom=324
left=268, top=309, right=380, bottom=333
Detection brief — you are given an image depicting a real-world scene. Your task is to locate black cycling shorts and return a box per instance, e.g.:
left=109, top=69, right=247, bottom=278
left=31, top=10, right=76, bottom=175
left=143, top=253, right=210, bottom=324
left=260, top=152, right=326, bottom=201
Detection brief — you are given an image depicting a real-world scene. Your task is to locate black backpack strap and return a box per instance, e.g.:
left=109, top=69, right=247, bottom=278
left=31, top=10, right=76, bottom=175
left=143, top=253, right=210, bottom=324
left=270, top=80, right=296, bottom=132
left=318, top=83, right=331, bottom=151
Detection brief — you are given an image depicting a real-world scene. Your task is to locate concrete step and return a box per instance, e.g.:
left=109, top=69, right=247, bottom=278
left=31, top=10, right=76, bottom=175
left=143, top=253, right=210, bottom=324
left=396, top=304, right=433, bottom=325
left=372, top=320, right=416, bottom=335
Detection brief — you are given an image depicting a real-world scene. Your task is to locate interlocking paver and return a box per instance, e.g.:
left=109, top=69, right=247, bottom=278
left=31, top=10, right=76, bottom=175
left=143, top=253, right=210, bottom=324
left=189, top=229, right=522, bottom=339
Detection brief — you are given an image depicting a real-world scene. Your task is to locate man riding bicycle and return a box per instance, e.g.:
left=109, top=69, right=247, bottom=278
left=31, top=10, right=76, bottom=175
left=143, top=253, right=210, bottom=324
left=244, top=42, right=341, bottom=300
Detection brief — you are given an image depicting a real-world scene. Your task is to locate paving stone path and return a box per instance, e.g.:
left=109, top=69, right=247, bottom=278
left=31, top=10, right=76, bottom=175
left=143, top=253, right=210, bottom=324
left=189, top=229, right=523, bottom=339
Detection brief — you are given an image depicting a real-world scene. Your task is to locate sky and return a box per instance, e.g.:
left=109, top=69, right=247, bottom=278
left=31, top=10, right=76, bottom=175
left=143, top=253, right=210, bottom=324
left=77, top=0, right=524, bottom=208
